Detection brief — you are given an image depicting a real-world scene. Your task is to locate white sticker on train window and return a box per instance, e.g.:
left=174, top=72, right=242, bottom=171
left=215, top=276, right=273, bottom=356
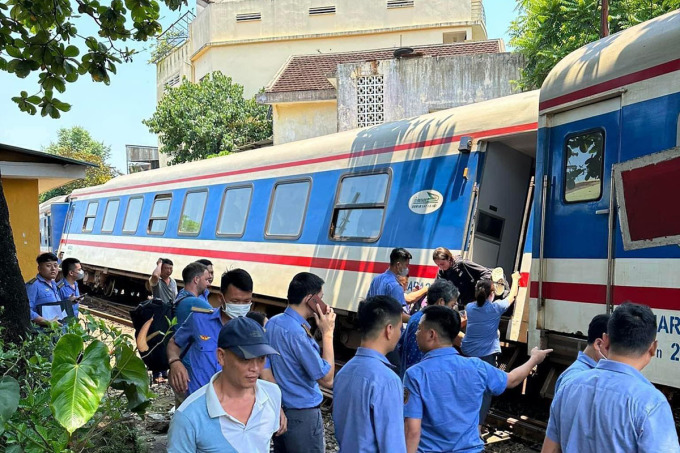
left=408, top=190, right=443, bottom=214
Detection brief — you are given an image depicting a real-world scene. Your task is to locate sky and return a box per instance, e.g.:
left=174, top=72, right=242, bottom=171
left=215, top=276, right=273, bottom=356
left=0, top=0, right=518, bottom=173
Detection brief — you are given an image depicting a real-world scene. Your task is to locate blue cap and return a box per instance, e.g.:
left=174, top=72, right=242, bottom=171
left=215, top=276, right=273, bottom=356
left=218, top=317, right=279, bottom=359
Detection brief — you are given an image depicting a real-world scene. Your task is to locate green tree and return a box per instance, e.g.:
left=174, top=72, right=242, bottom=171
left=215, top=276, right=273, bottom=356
left=0, top=0, right=186, bottom=118
left=143, top=72, right=272, bottom=164
left=40, top=126, right=120, bottom=202
left=509, top=0, right=680, bottom=90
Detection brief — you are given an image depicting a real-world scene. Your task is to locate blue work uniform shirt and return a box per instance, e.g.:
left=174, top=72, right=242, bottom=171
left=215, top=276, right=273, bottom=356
left=333, top=347, right=406, bottom=453
left=461, top=299, right=510, bottom=357
left=57, top=280, right=80, bottom=318
left=399, top=310, right=424, bottom=373
left=554, top=351, right=596, bottom=394
left=174, top=308, right=225, bottom=395
left=175, top=289, right=211, bottom=329
left=265, top=307, right=331, bottom=409
left=26, top=274, right=62, bottom=321
left=404, top=347, right=507, bottom=453
left=367, top=269, right=406, bottom=307
left=199, top=289, right=210, bottom=304
left=547, top=359, right=679, bottom=453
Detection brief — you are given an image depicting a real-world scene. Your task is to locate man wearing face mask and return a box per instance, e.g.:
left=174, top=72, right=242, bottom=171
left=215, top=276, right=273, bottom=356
left=167, top=269, right=254, bottom=398
left=553, top=314, right=610, bottom=394
left=57, top=257, right=85, bottom=319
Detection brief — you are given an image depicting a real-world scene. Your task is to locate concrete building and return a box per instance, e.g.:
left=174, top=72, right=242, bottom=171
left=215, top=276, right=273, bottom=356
left=0, top=144, right=91, bottom=280
left=126, top=145, right=160, bottom=173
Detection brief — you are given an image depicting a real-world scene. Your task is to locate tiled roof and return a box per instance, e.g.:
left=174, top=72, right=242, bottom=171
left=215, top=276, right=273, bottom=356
left=266, top=40, right=503, bottom=94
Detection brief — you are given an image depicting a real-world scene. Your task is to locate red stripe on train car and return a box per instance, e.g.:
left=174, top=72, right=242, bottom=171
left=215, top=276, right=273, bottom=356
left=72, top=122, right=538, bottom=198
left=539, top=58, right=680, bottom=112
left=529, top=281, right=680, bottom=311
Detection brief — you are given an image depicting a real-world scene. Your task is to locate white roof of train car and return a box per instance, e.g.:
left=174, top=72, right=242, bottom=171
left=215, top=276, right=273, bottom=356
left=39, top=195, right=69, bottom=214
left=72, top=90, right=539, bottom=199
left=540, top=9, right=680, bottom=112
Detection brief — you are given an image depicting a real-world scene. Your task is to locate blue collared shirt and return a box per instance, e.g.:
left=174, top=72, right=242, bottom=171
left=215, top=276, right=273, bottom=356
left=461, top=299, right=510, bottom=358
left=200, top=289, right=210, bottom=304
left=175, top=289, right=211, bottom=329
left=367, top=269, right=406, bottom=306
left=404, top=347, right=508, bottom=453
left=26, top=274, right=62, bottom=321
left=399, top=310, right=424, bottom=373
left=547, top=359, right=679, bottom=453
left=265, top=307, right=331, bottom=409
left=333, top=347, right=406, bottom=453
left=57, top=280, right=80, bottom=318
left=168, top=372, right=281, bottom=453
left=174, top=308, right=225, bottom=395
left=554, top=351, right=597, bottom=394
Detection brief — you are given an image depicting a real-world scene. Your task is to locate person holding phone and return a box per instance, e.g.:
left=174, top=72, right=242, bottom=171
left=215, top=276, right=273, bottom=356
left=57, top=257, right=86, bottom=319
left=263, top=272, right=336, bottom=453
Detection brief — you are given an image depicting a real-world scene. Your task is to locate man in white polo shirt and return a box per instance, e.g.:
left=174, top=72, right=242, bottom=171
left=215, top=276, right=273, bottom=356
left=168, top=316, right=283, bottom=453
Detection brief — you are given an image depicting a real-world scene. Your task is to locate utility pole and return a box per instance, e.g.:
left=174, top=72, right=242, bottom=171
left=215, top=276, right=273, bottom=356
left=601, top=0, right=610, bottom=37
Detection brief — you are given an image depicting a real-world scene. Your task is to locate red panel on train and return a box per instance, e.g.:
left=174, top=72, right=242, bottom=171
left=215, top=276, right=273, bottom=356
left=620, top=155, right=680, bottom=241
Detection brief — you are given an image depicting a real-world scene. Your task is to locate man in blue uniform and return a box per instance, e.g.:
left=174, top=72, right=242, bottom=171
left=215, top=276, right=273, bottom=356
left=367, top=248, right=413, bottom=324
left=333, top=295, right=406, bottom=453
left=404, top=306, right=552, bottom=453
left=26, top=252, right=65, bottom=326
left=264, top=272, right=336, bottom=453
left=195, top=259, right=214, bottom=303
left=400, top=280, right=460, bottom=374
left=173, top=262, right=211, bottom=329
left=57, top=257, right=85, bottom=319
left=542, top=303, right=679, bottom=453
left=553, top=313, right=609, bottom=394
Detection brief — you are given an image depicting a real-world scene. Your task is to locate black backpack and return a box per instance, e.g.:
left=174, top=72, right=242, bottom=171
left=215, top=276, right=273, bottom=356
left=129, top=298, right=173, bottom=372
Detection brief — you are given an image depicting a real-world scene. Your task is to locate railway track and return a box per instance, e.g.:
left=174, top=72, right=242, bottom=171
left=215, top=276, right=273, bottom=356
left=80, top=296, right=134, bottom=328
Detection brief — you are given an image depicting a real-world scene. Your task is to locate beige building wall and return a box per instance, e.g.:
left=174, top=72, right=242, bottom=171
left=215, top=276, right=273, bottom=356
left=273, top=102, right=338, bottom=145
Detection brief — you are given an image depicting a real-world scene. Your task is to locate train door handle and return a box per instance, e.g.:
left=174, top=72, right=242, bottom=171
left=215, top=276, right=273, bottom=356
left=595, top=209, right=610, bottom=215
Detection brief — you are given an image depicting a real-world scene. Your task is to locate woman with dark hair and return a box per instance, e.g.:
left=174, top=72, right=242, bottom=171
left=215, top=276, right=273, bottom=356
left=432, top=247, right=493, bottom=305
left=461, top=272, right=520, bottom=429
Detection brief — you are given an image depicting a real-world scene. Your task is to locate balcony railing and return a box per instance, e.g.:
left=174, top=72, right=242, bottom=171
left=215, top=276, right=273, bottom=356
left=151, top=10, right=195, bottom=64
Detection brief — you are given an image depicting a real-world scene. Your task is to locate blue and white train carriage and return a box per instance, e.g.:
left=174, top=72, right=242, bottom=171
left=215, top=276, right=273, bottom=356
left=528, top=10, right=680, bottom=389
left=59, top=90, right=540, bottom=346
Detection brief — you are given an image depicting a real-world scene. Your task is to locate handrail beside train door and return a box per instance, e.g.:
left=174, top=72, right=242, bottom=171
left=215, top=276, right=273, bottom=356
left=538, top=175, right=548, bottom=308
left=513, top=176, right=535, bottom=273
left=605, top=167, right=617, bottom=314
left=461, top=182, right=479, bottom=260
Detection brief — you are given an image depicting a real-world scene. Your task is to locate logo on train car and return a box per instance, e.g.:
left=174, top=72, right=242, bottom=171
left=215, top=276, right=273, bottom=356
left=408, top=190, right=443, bottom=214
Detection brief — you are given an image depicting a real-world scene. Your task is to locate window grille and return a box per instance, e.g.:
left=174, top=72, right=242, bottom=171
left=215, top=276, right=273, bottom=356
left=357, top=75, right=385, bottom=128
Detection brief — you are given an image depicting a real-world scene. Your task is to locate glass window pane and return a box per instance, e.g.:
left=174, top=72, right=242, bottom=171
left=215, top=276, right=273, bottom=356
left=123, top=198, right=143, bottom=233
left=86, top=202, right=98, bottom=217
left=565, top=132, right=604, bottom=203
left=179, top=191, right=207, bottom=234
left=84, top=218, right=95, bottom=232
left=338, top=173, right=389, bottom=205
left=266, top=181, right=310, bottom=237
left=332, top=208, right=384, bottom=239
left=151, top=198, right=171, bottom=218
left=101, top=200, right=119, bottom=233
left=149, top=219, right=166, bottom=234
left=218, top=187, right=252, bottom=235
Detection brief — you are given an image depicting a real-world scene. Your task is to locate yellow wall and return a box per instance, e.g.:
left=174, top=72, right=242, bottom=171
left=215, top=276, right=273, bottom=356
left=2, top=178, right=39, bottom=281
left=273, top=101, right=338, bottom=145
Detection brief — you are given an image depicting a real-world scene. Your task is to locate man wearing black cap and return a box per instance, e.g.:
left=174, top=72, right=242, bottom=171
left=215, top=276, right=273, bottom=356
left=168, top=317, right=282, bottom=453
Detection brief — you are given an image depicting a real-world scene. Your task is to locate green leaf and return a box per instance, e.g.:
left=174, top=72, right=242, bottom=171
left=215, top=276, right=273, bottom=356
left=111, top=344, right=154, bottom=412
left=6, top=46, right=22, bottom=58
left=50, top=334, right=111, bottom=434
left=0, top=376, right=20, bottom=435
left=64, top=45, right=79, bottom=57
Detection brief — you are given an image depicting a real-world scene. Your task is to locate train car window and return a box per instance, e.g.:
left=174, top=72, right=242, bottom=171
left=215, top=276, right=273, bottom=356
left=564, top=130, right=604, bottom=203
left=148, top=194, right=172, bottom=235
left=101, top=199, right=120, bottom=233
left=330, top=172, right=391, bottom=241
left=122, top=197, right=144, bottom=234
left=178, top=190, right=208, bottom=235
left=82, top=201, right=98, bottom=232
left=265, top=179, right=311, bottom=239
left=217, top=186, right=253, bottom=237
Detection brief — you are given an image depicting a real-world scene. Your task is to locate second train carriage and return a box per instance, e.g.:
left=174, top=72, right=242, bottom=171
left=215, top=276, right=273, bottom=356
left=58, top=90, right=540, bottom=346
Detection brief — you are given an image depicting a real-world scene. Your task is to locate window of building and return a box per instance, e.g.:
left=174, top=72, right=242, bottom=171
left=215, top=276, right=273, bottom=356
left=265, top=180, right=311, bottom=239
left=443, top=31, right=467, bottom=43
left=236, top=12, right=261, bottom=22
left=101, top=199, right=120, bottom=233
left=178, top=190, right=208, bottom=235
left=82, top=201, right=98, bottom=232
left=387, top=0, right=414, bottom=8
left=357, top=75, right=385, bottom=128
left=217, top=186, right=253, bottom=237
left=330, top=172, right=390, bottom=241
left=564, top=130, right=605, bottom=203
left=122, top=197, right=144, bottom=234
left=148, top=194, right=172, bottom=235
left=309, top=6, right=335, bottom=15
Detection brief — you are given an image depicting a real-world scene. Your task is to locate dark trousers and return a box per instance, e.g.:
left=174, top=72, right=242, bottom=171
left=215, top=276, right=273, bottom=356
left=479, top=353, right=497, bottom=426
left=273, top=407, right=325, bottom=453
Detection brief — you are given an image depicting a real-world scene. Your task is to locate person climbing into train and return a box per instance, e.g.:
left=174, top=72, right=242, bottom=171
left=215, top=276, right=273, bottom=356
left=553, top=313, right=609, bottom=394
left=542, top=303, right=679, bottom=453
left=148, top=257, right=177, bottom=305
left=432, top=247, right=496, bottom=306
left=195, top=258, right=214, bottom=304
left=57, top=257, right=85, bottom=319
left=404, top=305, right=552, bottom=453
left=461, top=271, right=521, bottom=431
left=262, top=272, right=335, bottom=453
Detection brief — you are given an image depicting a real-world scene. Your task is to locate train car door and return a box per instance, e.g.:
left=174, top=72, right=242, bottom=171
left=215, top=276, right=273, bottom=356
left=538, top=97, right=621, bottom=336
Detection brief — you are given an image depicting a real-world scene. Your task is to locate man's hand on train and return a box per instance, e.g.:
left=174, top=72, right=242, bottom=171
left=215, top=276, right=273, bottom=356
left=169, top=361, right=189, bottom=394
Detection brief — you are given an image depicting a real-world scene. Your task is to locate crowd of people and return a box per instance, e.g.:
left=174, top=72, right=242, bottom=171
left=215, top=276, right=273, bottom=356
left=24, top=248, right=679, bottom=452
